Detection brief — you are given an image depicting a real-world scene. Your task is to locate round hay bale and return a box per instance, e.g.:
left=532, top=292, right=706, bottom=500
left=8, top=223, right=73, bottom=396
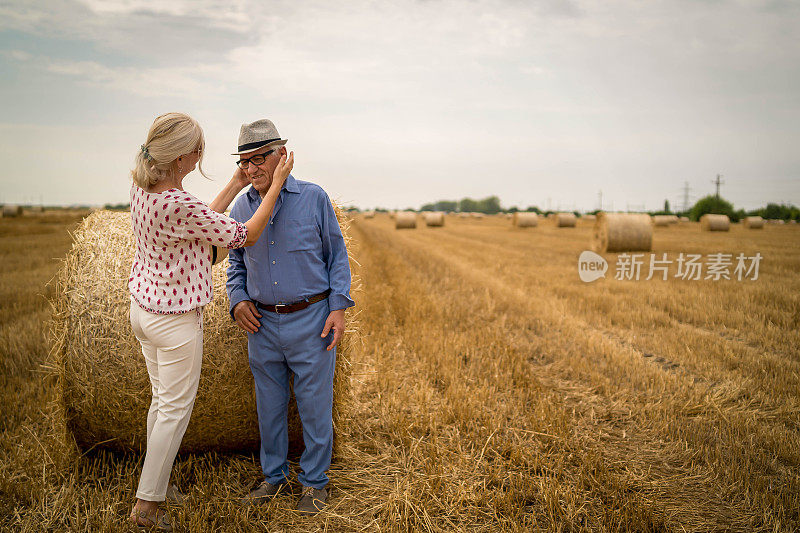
left=471, top=212, right=485, bottom=219
left=766, top=218, right=785, bottom=225
left=742, top=216, right=764, bottom=229
left=389, top=211, right=397, bottom=220
left=700, top=214, right=730, bottom=231
left=49, top=210, right=356, bottom=455
left=458, top=212, right=470, bottom=218
left=513, top=212, right=538, bottom=228
left=423, top=212, right=445, bottom=227
left=679, top=216, right=690, bottom=223
left=651, top=215, right=677, bottom=227
left=363, top=210, right=376, bottom=219
left=554, top=212, right=577, bottom=227
left=395, top=211, right=417, bottom=229
left=582, top=214, right=596, bottom=222
left=592, top=212, right=653, bottom=253
left=2, top=204, right=22, bottom=217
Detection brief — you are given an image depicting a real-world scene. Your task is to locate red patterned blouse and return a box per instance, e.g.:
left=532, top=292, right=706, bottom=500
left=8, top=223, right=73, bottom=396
left=128, top=184, right=248, bottom=314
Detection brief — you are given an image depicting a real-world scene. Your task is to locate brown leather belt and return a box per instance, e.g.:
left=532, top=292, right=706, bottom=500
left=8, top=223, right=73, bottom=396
left=256, top=289, right=331, bottom=314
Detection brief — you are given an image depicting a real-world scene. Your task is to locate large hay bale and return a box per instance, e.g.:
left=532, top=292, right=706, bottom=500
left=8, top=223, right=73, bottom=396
left=2, top=204, right=22, bottom=217
left=395, top=211, right=417, bottom=229
left=554, top=212, right=577, bottom=227
left=742, top=216, right=764, bottom=229
left=592, top=212, right=653, bottom=253
left=423, top=212, right=445, bottom=227
left=49, top=210, right=356, bottom=455
left=512, top=212, right=538, bottom=228
left=652, top=215, right=678, bottom=226
left=471, top=212, right=485, bottom=219
left=700, top=214, right=730, bottom=231
left=363, top=210, right=375, bottom=219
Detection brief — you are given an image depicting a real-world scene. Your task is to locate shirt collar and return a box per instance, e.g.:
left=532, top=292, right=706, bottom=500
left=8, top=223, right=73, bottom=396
left=246, top=174, right=299, bottom=201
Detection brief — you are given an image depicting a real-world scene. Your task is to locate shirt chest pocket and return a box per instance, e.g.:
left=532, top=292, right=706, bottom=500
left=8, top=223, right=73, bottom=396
left=287, top=217, right=320, bottom=252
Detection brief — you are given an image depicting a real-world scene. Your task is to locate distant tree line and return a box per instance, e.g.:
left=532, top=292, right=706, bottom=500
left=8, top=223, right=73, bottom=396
left=650, top=195, right=800, bottom=223
left=348, top=194, right=799, bottom=222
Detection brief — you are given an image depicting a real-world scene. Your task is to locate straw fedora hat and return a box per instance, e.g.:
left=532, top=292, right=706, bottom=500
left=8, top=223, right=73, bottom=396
left=232, top=119, right=288, bottom=155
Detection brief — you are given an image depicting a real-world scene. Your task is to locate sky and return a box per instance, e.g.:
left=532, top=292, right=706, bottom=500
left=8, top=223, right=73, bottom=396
left=0, top=0, right=798, bottom=212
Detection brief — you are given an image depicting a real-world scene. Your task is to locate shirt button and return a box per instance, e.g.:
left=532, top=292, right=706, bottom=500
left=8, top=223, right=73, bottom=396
left=272, top=260, right=276, bottom=264
left=270, top=241, right=275, bottom=245
left=274, top=281, right=278, bottom=285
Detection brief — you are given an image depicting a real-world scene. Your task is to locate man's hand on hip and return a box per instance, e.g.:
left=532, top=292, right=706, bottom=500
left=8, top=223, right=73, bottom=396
left=321, top=309, right=345, bottom=351
left=233, top=300, right=262, bottom=333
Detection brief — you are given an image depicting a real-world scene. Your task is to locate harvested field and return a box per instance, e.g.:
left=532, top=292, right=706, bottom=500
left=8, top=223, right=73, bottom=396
left=1, top=212, right=799, bottom=531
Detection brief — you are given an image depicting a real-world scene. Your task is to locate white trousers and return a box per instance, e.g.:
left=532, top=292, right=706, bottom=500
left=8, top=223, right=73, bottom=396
left=129, top=299, right=203, bottom=501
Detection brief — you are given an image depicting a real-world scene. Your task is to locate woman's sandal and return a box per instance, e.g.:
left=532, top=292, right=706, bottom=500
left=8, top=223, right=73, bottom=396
left=129, top=507, right=172, bottom=531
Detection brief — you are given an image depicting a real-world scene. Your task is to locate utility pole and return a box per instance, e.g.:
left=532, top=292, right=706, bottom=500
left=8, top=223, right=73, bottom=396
left=681, top=181, right=691, bottom=212
left=712, top=174, right=724, bottom=198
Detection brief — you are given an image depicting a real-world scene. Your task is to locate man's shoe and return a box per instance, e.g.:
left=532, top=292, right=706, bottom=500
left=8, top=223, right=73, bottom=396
left=297, top=486, right=327, bottom=516
left=241, top=480, right=290, bottom=505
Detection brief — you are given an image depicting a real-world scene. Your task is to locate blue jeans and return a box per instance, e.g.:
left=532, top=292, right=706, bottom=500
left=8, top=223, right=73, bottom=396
left=247, top=298, right=335, bottom=488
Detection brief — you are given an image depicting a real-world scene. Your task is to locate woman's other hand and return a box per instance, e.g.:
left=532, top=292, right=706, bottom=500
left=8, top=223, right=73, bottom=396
left=269, top=151, right=294, bottom=193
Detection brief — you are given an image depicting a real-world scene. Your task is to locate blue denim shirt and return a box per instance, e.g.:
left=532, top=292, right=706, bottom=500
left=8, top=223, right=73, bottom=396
left=226, top=174, right=355, bottom=315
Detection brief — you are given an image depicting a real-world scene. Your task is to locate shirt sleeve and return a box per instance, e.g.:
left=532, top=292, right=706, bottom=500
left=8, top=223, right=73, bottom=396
left=226, top=199, right=251, bottom=317
left=175, top=192, right=248, bottom=249
left=319, top=191, right=355, bottom=311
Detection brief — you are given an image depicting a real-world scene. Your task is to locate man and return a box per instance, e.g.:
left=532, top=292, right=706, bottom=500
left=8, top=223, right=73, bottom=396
left=226, top=119, right=354, bottom=515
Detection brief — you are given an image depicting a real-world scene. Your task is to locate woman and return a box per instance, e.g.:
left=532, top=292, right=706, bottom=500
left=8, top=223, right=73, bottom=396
left=127, top=112, right=293, bottom=530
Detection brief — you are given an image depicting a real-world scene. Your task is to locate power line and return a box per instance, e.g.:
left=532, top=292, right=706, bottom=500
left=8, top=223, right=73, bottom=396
left=712, top=174, right=724, bottom=198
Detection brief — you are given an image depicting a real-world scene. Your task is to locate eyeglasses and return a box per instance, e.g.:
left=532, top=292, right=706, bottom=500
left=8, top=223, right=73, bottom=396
left=236, top=149, right=275, bottom=169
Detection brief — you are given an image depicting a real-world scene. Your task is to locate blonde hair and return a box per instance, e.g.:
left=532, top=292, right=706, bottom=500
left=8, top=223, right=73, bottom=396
left=131, top=112, right=207, bottom=189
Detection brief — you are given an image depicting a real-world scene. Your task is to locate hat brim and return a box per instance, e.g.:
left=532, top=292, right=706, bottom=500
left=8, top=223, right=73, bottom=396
left=231, top=139, right=288, bottom=156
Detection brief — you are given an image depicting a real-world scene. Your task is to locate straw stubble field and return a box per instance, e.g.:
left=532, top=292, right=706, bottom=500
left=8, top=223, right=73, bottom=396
left=0, top=211, right=799, bottom=531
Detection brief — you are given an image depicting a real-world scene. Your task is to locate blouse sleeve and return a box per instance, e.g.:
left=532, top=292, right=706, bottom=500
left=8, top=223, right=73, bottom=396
left=174, top=192, right=248, bottom=249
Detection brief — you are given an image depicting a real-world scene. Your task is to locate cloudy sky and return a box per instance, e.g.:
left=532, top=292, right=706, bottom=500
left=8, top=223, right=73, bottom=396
left=1, top=0, right=798, bottom=211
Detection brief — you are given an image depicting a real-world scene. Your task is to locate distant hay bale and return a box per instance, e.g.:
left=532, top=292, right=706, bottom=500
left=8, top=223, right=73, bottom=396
left=766, top=219, right=785, bottom=225
left=2, top=204, right=22, bottom=217
left=512, top=212, right=538, bottom=228
left=592, top=212, right=653, bottom=253
left=48, top=210, right=356, bottom=455
left=423, top=212, right=445, bottom=227
left=471, top=212, right=485, bottom=219
left=742, top=216, right=764, bottom=229
left=389, top=211, right=397, bottom=220
left=700, top=214, right=730, bottom=231
left=363, top=211, right=376, bottom=219
left=679, top=216, right=690, bottom=223
left=395, top=211, right=417, bottom=229
left=652, top=215, right=678, bottom=227
left=554, top=212, right=577, bottom=227
left=582, top=214, right=596, bottom=222
left=458, top=213, right=470, bottom=218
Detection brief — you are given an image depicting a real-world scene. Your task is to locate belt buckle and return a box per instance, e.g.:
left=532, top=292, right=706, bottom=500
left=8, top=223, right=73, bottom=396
left=274, top=303, right=288, bottom=314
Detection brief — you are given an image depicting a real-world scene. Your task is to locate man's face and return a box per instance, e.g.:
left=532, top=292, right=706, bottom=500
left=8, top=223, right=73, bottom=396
left=238, top=145, right=286, bottom=194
